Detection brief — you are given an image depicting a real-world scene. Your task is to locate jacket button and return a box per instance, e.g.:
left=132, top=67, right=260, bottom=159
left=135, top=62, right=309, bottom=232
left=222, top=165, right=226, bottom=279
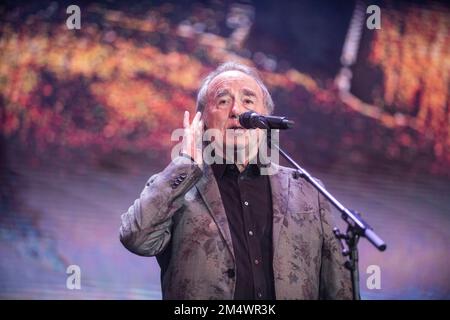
left=226, top=269, right=235, bottom=278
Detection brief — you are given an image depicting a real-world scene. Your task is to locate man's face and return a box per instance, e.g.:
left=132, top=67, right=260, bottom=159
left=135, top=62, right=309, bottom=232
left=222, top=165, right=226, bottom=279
left=203, top=70, right=267, bottom=155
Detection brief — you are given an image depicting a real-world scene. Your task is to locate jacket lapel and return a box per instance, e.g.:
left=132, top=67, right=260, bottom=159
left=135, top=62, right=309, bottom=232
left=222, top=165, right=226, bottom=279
left=269, top=164, right=290, bottom=262
left=195, top=163, right=291, bottom=266
left=196, top=165, right=235, bottom=262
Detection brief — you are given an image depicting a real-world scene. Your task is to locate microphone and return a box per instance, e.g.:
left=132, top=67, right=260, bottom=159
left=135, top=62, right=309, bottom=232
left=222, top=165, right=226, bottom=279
left=239, top=111, right=294, bottom=130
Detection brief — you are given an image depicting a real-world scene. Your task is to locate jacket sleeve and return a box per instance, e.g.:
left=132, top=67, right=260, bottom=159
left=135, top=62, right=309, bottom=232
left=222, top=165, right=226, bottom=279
left=119, top=156, right=203, bottom=257
left=316, top=180, right=354, bottom=300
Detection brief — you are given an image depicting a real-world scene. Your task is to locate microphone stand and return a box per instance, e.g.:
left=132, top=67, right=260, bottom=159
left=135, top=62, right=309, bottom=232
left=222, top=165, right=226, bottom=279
left=263, top=125, right=387, bottom=300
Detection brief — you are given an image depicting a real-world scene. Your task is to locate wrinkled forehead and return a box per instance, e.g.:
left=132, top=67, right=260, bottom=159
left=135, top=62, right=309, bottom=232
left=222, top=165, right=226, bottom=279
left=207, top=70, right=263, bottom=99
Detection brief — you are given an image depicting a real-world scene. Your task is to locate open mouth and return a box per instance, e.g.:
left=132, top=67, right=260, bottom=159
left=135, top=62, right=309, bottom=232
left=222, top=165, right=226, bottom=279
left=228, top=126, right=246, bottom=134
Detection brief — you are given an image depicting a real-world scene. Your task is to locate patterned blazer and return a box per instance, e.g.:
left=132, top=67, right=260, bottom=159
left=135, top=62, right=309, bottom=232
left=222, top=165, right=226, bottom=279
left=120, top=156, right=353, bottom=299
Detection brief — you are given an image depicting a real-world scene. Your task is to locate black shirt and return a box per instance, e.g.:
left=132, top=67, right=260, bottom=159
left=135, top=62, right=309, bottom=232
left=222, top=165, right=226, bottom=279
left=211, top=163, right=275, bottom=300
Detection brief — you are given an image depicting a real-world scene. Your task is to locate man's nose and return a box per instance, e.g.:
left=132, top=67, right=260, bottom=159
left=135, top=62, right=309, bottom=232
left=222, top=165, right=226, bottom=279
left=230, top=101, right=243, bottom=119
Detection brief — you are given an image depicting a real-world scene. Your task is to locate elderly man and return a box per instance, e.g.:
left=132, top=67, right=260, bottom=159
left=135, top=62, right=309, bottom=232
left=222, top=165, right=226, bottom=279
left=119, top=62, right=353, bottom=300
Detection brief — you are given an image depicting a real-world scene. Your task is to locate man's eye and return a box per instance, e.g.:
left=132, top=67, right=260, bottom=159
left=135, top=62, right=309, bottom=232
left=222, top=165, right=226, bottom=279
left=219, top=100, right=228, bottom=105
left=244, top=99, right=254, bottom=104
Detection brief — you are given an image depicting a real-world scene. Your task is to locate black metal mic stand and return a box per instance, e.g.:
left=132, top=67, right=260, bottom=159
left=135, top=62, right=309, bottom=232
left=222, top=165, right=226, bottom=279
left=263, top=124, right=386, bottom=300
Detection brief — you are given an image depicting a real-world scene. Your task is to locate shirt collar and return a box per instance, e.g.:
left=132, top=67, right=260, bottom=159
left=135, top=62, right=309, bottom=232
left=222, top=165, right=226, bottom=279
left=211, top=162, right=262, bottom=180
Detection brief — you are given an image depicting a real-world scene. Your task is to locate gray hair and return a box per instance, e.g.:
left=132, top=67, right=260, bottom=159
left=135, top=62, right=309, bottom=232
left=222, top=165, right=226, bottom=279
left=196, top=61, right=274, bottom=114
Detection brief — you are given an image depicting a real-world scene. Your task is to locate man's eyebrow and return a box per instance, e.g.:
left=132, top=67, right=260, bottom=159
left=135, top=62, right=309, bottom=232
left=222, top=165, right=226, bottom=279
left=242, top=88, right=257, bottom=98
left=215, top=89, right=231, bottom=98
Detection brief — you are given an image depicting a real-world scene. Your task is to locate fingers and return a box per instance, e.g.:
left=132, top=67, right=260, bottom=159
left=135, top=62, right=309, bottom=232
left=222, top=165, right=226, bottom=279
left=183, top=110, right=189, bottom=128
left=180, top=110, right=203, bottom=165
left=183, top=110, right=202, bottom=128
left=192, top=111, right=201, bottom=128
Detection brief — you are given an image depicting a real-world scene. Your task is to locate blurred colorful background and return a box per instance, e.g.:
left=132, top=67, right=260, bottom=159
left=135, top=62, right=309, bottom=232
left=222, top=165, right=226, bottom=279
left=0, top=0, right=449, bottom=299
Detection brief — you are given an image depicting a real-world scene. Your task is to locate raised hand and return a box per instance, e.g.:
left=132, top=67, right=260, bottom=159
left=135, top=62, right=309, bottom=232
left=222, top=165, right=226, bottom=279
left=180, top=110, right=203, bottom=165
